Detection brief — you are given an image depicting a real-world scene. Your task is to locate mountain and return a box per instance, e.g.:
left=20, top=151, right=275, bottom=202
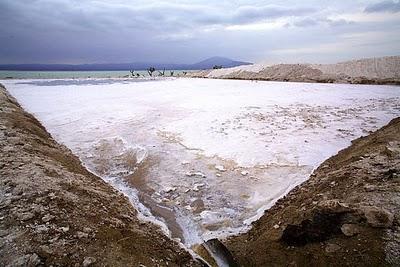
left=189, top=56, right=252, bottom=69
left=0, top=57, right=251, bottom=71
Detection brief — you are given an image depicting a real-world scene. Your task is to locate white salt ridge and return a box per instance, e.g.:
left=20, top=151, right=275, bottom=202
left=205, top=56, right=400, bottom=80
left=3, top=77, right=400, bottom=247
left=206, top=62, right=268, bottom=77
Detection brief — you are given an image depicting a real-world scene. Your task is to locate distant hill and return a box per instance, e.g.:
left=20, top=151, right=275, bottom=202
left=0, top=57, right=251, bottom=71
left=189, top=56, right=251, bottom=69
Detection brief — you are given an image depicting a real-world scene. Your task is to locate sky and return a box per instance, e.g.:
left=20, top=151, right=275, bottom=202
left=0, top=0, right=399, bottom=64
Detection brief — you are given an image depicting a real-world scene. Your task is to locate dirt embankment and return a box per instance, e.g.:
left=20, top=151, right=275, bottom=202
left=0, top=84, right=203, bottom=266
left=188, top=56, right=400, bottom=85
left=224, top=117, right=400, bottom=266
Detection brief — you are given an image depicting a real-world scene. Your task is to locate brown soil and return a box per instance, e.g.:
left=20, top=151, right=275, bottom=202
left=224, top=117, right=400, bottom=266
left=0, top=84, right=203, bottom=266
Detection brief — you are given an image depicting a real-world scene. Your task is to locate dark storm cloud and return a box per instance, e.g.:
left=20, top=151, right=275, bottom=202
left=0, top=0, right=318, bottom=63
left=364, top=0, right=400, bottom=13
left=0, top=1, right=315, bottom=30
left=0, top=0, right=399, bottom=64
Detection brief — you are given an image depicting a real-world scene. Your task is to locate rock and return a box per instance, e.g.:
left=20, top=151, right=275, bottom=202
left=273, top=224, right=280, bottom=229
left=241, top=170, right=249, bottom=176
left=19, top=212, right=35, bottom=221
left=35, top=224, right=49, bottom=233
left=0, top=199, right=11, bottom=209
left=363, top=184, right=375, bottom=192
left=325, top=243, right=341, bottom=253
left=193, top=183, right=205, bottom=192
left=215, top=165, right=226, bottom=172
left=250, top=176, right=258, bottom=181
left=164, top=186, right=176, bottom=193
left=185, top=171, right=206, bottom=178
left=161, top=197, right=170, bottom=203
left=10, top=255, right=29, bottom=267
left=49, top=235, right=60, bottom=243
left=39, top=245, right=53, bottom=255
left=82, top=227, right=92, bottom=233
left=10, top=253, right=41, bottom=267
left=41, top=214, right=55, bottom=223
left=76, top=231, right=89, bottom=239
left=27, top=253, right=41, bottom=266
left=384, top=169, right=399, bottom=180
left=384, top=141, right=400, bottom=157
left=362, top=206, right=394, bottom=228
left=60, top=226, right=70, bottom=232
left=31, top=204, right=43, bottom=215
left=317, top=199, right=351, bottom=213
left=341, top=224, right=360, bottom=236
left=0, top=229, right=8, bottom=237
left=13, top=186, right=24, bottom=195
left=216, top=173, right=222, bottom=177
left=82, top=257, right=96, bottom=267
left=190, top=198, right=205, bottom=213
left=121, top=214, right=133, bottom=221
left=192, top=243, right=218, bottom=267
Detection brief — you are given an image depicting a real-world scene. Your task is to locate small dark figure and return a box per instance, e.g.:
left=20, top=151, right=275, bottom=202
left=147, top=67, right=156, bottom=77
left=158, top=68, right=165, bottom=76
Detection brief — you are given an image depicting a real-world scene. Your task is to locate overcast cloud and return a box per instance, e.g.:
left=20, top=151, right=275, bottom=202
left=0, top=0, right=399, bottom=64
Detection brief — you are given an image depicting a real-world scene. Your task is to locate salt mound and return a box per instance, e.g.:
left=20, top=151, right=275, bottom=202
left=192, top=56, right=400, bottom=83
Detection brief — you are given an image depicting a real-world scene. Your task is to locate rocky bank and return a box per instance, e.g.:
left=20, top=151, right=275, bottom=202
left=188, top=56, right=400, bottom=85
left=224, top=117, right=400, bottom=266
left=0, top=84, right=203, bottom=266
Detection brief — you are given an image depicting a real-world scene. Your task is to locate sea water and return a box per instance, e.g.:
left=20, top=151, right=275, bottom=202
left=0, top=70, right=191, bottom=79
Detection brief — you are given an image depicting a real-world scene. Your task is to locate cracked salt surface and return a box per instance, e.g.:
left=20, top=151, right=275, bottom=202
left=3, top=77, right=400, bottom=246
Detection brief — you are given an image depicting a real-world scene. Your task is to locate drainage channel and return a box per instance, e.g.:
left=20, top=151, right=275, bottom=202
left=79, top=156, right=237, bottom=266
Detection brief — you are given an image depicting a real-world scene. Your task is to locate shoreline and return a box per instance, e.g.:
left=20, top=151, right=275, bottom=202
left=2, top=55, right=400, bottom=85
